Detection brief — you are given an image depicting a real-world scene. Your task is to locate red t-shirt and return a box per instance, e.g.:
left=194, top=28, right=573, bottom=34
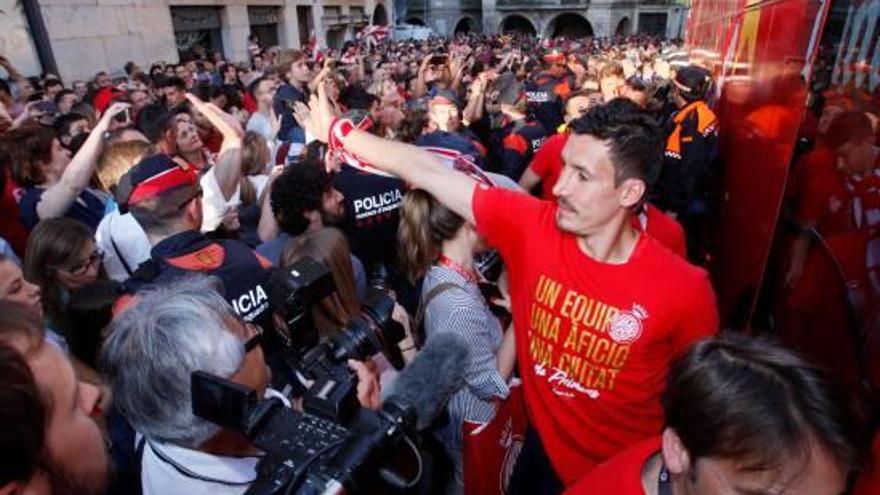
left=529, top=132, right=568, bottom=199
left=472, top=187, right=718, bottom=485
left=636, top=205, right=687, bottom=259
left=855, top=433, right=880, bottom=495
left=796, top=160, right=851, bottom=237
left=0, top=170, right=28, bottom=256
left=565, top=436, right=661, bottom=495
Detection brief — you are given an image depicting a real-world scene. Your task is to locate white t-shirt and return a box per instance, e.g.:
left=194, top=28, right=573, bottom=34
left=94, top=209, right=151, bottom=281
left=141, top=441, right=260, bottom=495
left=246, top=112, right=273, bottom=142
left=200, top=166, right=241, bottom=233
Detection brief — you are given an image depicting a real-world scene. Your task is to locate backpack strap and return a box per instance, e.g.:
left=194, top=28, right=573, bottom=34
left=110, top=236, right=134, bottom=277
left=414, top=282, right=462, bottom=348
left=129, top=258, right=161, bottom=283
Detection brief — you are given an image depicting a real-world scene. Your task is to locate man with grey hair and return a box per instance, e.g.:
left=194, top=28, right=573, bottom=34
left=102, top=275, right=267, bottom=494
left=102, top=276, right=380, bottom=494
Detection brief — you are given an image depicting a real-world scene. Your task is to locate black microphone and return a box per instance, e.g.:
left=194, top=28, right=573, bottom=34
left=318, top=332, right=470, bottom=493
left=382, top=331, right=470, bottom=430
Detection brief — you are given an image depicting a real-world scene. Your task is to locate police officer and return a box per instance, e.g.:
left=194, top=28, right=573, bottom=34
left=416, top=90, right=488, bottom=169
left=116, top=154, right=274, bottom=331
left=653, top=65, right=718, bottom=261
left=489, top=73, right=548, bottom=181
left=524, top=50, right=575, bottom=134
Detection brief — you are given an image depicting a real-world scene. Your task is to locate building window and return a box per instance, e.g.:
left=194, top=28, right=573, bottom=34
left=248, top=6, right=281, bottom=49
left=350, top=6, right=366, bottom=24
left=297, top=5, right=314, bottom=47
left=171, top=6, right=224, bottom=62
left=638, top=13, right=668, bottom=37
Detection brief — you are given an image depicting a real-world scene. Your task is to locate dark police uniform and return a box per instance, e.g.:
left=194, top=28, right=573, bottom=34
left=124, top=230, right=274, bottom=330
left=524, top=72, right=574, bottom=134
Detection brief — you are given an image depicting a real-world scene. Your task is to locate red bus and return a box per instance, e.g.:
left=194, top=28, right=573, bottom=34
left=687, top=0, right=879, bottom=391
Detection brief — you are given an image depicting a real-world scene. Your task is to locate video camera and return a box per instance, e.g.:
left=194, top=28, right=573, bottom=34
left=264, top=258, right=407, bottom=422
left=192, top=331, right=469, bottom=495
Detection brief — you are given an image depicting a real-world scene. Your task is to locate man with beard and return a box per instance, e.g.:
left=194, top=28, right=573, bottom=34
left=300, top=89, right=718, bottom=492
left=0, top=300, right=109, bottom=495
left=257, top=153, right=367, bottom=297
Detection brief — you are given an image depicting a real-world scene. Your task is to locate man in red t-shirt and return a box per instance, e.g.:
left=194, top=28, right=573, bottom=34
left=303, top=90, right=718, bottom=490
left=566, top=336, right=862, bottom=495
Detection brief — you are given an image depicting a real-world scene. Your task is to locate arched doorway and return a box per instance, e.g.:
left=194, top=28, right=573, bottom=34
left=615, top=17, right=631, bottom=37
left=548, top=13, right=593, bottom=39
left=501, top=15, right=537, bottom=37
left=404, top=17, right=425, bottom=26
left=372, top=4, right=388, bottom=25
left=454, top=17, right=475, bottom=35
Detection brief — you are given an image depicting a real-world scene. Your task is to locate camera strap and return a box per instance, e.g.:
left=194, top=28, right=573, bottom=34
left=146, top=441, right=257, bottom=487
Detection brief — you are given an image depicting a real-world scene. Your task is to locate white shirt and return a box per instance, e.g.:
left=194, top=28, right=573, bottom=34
left=95, top=209, right=151, bottom=281
left=141, top=441, right=260, bottom=495
left=200, top=166, right=241, bottom=233
left=246, top=112, right=273, bottom=142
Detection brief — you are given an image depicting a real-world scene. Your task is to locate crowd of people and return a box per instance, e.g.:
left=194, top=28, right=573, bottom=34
left=0, top=30, right=877, bottom=495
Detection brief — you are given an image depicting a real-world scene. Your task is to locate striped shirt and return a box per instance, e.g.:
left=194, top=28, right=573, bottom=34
left=422, top=264, right=510, bottom=449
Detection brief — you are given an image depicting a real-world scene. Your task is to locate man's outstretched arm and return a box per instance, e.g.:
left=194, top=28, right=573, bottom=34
left=297, top=84, right=478, bottom=224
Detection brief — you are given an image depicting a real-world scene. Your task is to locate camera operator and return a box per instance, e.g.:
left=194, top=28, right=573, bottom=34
left=0, top=300, right=110, bottom=495
left=101, top=275, right=380, bottom=495
left=566, top=334, right=867, bottom=495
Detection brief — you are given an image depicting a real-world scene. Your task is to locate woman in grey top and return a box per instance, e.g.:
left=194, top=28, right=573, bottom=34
left=399, top=189, right=517, bottom=494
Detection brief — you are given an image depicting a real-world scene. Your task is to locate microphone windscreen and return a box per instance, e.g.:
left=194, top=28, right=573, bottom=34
left=385, top=331, right=470, bottom=429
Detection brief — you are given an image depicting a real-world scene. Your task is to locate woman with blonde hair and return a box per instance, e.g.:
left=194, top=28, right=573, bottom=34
left=398, top=189, right=516, bottom=493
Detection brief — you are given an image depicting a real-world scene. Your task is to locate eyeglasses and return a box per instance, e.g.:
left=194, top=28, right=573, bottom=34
left=243, top=322, right=263, bottom=353
left=66, top=249, right=104, bottom=276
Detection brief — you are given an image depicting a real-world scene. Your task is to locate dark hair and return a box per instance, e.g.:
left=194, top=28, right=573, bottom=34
left=159, top=76, right=186, bottom=91
left=341, top=84, right=378, bottom=111
left=24, top=218, right=102, bottom=328
left=270, top=158, right=331, bottom=236
left=135, top=103, right=172, bottom=142
left=665, top=334, right=867, bottom=473
left=398, top=109, right=430, bottom=144
left=5, top=125, right=57, bottom=187
left=53, top=88, right=76, bottom=106
left=569, top=97, right=663, bottom=187
left=248, top=76, right=267, bottom=98
left=0, top=78, right=10, bottom=96
left=124, top=61, right=137, bottom=76
left=825, top=111, right=873, bottom=150
left=44, top=79, right=63, bottom=91
left=54, top=112, right=88, bottom=139
left=0, top=340, right=45, bottom=486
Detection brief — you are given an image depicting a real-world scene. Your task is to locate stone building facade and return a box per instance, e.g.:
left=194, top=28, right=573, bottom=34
left=401, top=0, right=688, bottom=40
left=1, top=0, right=393, bottom=82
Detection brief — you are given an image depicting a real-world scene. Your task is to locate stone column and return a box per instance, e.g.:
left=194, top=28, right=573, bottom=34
left=279, top=2, right=302, bottom=49
left=313, top=6, right=327, bottom=49
left=221, top=4, right=250, bottom=62
left=481, top=0, right=498, bottom=35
